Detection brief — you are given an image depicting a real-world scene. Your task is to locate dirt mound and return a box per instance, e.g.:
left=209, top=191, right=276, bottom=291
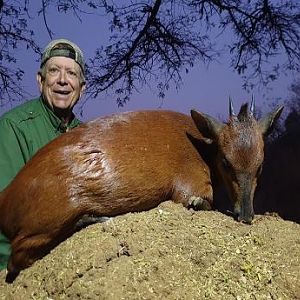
left=0, top=201, right=299, bottom=300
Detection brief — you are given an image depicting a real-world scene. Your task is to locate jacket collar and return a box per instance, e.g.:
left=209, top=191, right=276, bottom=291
left=39, top=97, right=81, bottom=133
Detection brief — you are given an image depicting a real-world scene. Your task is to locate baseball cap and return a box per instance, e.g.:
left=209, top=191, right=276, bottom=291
left=40, top=39, right=85, bottom=74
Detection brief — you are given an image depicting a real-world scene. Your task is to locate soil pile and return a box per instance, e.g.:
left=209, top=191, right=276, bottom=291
left=0, top=201, right=299, bottom=300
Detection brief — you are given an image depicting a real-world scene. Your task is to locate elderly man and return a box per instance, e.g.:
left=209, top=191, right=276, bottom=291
left=0, top=39, right=86, bottom=270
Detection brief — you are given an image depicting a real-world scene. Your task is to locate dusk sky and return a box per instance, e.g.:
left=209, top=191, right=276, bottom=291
left=5, top=2, right=297, bottom=121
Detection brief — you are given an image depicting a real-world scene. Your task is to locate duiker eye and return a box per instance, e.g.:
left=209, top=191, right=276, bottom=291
left=222, top=158, right=231, bottom=170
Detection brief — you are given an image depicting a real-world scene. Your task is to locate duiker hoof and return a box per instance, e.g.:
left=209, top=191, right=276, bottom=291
left=188, top=196, right=212, bottom=210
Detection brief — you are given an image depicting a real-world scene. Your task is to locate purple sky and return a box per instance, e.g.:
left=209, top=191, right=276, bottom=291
left=5, top=2, right=297, bottom=121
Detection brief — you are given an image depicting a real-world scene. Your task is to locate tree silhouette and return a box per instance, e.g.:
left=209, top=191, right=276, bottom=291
left=1, top=0, right=300, bottom=107
left=255, top=79, right=300, bottom=223
left=0, top=1, right=40, bottom=106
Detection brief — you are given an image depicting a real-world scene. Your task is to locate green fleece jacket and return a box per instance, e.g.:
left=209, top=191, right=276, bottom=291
left=0, top=97, right=81, bottom=269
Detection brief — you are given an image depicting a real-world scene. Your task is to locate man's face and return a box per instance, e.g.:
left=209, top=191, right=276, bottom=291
left=37, top=56, right=85, bottom=112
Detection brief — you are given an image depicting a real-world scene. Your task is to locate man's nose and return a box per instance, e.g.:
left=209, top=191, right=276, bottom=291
left=57, top=70, right=67, bottom=84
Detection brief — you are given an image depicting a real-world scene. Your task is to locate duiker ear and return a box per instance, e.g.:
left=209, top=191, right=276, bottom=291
left=191, top=109, right=224, bottom=142
left=259, top=106, right=284, bottom=136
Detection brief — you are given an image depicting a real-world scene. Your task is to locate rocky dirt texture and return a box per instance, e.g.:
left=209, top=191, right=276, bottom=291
left=0, top=201, right=299, bottom=300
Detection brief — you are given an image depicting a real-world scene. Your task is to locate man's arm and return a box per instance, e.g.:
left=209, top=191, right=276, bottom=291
left=0, top=118, right=28, bottom=191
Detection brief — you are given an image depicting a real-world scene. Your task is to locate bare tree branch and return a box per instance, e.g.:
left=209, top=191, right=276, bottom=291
left=1, top=0, right=300, bottom=108
left=41, top=0, right=54, bottom=39
left=87, top=0, right=216, bottom=105
left=0, top=1, right=41, bottom=107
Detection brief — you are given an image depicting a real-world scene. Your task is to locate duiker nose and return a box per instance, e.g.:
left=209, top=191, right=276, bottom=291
left=237, top=211, right=254, bottom=224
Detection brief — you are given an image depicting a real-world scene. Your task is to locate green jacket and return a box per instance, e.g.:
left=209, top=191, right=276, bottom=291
left=0, top=97, right=81, bottom=269
left=0, top=97, right=81, bottom=191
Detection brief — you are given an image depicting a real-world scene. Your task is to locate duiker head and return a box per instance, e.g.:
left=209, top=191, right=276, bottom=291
left=191, top=98, right=283, bottom=224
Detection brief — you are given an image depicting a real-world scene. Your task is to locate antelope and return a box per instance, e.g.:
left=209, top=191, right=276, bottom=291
left=0, top=99, right=283, bottom=282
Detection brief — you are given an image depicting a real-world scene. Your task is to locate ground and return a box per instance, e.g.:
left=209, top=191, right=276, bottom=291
left=0, top=201, right=299, bottom=300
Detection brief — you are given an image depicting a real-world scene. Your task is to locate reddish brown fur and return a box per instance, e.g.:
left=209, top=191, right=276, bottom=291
left=215, top=117, right=265, bottom=219
left=0, top=110, right=213, bottom=282
left=0, top=105, right=283, bottom=282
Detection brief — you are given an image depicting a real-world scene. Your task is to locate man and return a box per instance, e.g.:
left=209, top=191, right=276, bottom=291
left=0, top=39, right=86, bottom=270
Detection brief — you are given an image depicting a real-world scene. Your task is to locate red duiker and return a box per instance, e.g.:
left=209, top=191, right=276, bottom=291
left=191, top=98, right=283, bottom=224
left=0, top=99, right=282, bottom=282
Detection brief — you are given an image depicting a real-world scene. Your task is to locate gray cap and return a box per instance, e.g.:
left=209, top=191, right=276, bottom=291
left=40, top=39, right=85, bottom=73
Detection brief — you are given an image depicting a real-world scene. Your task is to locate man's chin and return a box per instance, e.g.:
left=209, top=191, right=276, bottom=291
left=53, top=104, right=73, bottom=119
left=53, top=98, right=71, bottom=108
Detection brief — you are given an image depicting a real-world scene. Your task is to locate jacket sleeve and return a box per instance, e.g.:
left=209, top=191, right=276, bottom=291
left=0, top=118, right=28, bottom=192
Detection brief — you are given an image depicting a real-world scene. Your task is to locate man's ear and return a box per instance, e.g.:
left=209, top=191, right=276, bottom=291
left=36, top=72, right=43, bottom=93
left=80, top=82, right=86, bottom=98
